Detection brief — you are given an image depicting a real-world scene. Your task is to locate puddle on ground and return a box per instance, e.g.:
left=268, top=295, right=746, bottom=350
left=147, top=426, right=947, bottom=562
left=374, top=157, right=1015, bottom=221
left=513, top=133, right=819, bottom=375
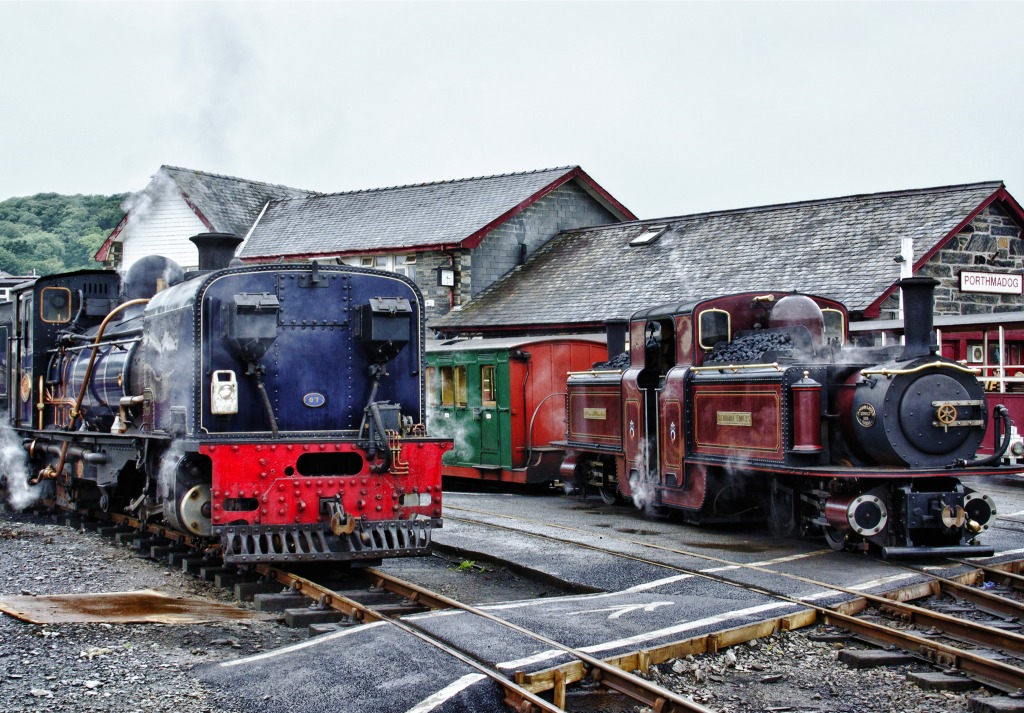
left=614, top=528, right=662, bottom=536
left=593, top=523, right=612, bottom=528
left=0, top=589, right=263, bottom=625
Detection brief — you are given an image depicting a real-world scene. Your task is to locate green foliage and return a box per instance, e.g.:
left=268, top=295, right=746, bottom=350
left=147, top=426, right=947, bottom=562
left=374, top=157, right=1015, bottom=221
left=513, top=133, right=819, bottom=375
left=0, top=192, right=127, bottom=276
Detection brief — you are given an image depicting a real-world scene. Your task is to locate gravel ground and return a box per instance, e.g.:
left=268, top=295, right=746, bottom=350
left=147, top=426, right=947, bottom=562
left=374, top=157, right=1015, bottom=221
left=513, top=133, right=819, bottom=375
left=0, top=507, right=305, bottom=713
left=2, top=504, right=1018, bottom=713
left=641, top=625, right=1008, bottom=713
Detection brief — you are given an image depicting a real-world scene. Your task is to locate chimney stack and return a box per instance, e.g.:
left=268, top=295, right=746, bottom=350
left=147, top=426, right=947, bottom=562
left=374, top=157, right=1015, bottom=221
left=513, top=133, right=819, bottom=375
left=190, top=233, right=244, bottom=272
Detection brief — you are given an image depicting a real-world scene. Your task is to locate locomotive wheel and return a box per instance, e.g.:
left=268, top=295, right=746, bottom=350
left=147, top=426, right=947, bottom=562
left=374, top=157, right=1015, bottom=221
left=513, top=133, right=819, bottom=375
left=767, top=479, right=799, bottom=538
left=599, top=484, right=620, bottom=506
left=823, top=526, right=847, bottom=551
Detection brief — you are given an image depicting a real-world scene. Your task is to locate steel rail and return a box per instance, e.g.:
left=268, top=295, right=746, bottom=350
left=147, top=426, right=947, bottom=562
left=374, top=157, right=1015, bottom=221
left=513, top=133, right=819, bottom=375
left=366, top=567, right=716, bottom=713
left=445, top=506, right=1024, bottom=691
left=882, top=570, right=1024, bottom=621
left=253, top=565, right=565, bottom=713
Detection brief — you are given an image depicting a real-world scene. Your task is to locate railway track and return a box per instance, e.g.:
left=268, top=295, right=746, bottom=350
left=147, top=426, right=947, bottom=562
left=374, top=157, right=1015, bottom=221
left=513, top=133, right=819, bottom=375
left=444, top=503, right=1024, bottom=696
left=8, top=499, right=714, bottom=713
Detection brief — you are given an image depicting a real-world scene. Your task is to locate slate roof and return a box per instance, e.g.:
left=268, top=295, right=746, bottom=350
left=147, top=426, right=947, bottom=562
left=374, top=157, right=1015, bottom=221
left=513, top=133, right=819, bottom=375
left=161, top=166, right=316, bottom=236
left=238, top=166, right=633, bottom=259
left=432, top=181, right=1016, bottom=333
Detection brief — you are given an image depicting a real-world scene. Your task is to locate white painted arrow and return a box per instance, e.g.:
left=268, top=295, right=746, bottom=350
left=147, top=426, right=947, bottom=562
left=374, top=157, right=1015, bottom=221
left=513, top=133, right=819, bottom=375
left=568, top=601, right=674, bottom=620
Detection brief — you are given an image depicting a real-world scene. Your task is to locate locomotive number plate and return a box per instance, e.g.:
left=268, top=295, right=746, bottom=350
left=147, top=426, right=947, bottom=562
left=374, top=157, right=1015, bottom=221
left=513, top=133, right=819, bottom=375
left=303, top=393, right=327, bottom=408
left=716, top=411, right=752, bottom=427
left=583, top=408, right=607, bottom=420
left=856, top=403, right=876, bottom=428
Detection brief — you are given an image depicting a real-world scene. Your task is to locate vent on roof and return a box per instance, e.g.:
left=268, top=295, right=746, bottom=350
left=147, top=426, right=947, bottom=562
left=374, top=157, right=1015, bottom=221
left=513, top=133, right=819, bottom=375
left=629, top=225, right=667, bottom=246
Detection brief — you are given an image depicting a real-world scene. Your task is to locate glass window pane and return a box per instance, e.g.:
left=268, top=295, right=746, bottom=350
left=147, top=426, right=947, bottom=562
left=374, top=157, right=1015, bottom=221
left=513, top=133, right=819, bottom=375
left=440, top=367, right=454, bottom=406
left=698, top=310, right=730, bottom=351
left=40, top=287, right=72, bottom=323
left=822, top=309, right=845, bottom=346
left=455, top=365, right=467, bottom=407
left=481, top=365, right=495, bottom=405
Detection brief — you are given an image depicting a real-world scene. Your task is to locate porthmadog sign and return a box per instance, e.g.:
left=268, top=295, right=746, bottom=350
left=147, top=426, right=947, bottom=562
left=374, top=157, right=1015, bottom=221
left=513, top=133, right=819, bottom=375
left=960, top=270, right=1024, bottom=295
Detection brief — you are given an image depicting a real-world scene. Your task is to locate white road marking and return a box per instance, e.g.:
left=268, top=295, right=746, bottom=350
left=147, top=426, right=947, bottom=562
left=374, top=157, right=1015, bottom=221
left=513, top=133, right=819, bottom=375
left=218, top=621, right=386, bottom=667
left=700, top=549, right=827, bottom=574
left=403, top=569, right=700, bottom=622
left=567, top=601, right=675, bottom=620
left=404, top=673, right=487, bottom=713
left=496, top=601, right=799, bottom=669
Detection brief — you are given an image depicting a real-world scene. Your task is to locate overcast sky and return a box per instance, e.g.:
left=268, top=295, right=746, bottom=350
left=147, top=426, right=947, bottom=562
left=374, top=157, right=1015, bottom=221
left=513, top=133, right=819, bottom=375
left=2, top=1, right=1023, bottom=220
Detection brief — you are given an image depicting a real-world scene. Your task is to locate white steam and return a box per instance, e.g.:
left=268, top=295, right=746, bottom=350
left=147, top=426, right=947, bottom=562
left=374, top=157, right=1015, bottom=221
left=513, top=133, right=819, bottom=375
left=1, top=420, right=40, bottom=510
left=628, top=441, right=658, bottom=513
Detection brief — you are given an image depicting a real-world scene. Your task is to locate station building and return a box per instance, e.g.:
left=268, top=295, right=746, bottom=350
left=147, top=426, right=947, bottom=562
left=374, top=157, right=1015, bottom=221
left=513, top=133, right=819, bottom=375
left=95, top=165, right=633, bottom=322
left=431, top=181, right=1024, bottom=350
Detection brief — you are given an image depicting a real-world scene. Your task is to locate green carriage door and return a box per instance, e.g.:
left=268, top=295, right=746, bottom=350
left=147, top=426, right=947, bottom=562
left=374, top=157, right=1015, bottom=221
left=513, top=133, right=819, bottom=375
left=478, top=360, right=500, bottom=466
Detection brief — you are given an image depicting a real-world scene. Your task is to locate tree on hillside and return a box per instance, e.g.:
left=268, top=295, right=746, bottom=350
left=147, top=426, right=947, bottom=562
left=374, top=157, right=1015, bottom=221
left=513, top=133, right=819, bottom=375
left=0, top=192, right=126, bottom=275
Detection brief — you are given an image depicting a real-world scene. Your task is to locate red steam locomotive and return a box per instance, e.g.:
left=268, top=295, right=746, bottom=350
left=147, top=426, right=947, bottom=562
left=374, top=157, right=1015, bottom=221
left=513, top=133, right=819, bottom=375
left=561, top=278, right=1014, bottom=558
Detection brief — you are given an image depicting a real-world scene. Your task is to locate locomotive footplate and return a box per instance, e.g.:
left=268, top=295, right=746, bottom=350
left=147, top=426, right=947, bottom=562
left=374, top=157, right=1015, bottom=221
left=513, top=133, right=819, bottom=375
left=215, top=517, right=439, bottom=563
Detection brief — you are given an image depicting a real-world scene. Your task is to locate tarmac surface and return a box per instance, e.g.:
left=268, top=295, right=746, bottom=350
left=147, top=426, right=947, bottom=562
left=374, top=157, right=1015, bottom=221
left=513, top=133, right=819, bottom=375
left=199, top=479, right=1024, bottom=713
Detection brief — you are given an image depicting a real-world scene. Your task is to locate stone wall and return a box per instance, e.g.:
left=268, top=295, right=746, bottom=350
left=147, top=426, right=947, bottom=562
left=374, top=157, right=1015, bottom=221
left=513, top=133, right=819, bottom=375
left=878, top=203, right=1024, bottom=317
left=468, top=182, right=618, bottom=298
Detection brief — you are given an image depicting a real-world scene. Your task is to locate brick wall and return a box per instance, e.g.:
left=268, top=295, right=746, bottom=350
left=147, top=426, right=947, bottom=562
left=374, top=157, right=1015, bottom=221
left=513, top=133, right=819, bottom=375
left=878, top=204, right=1024, bottom=317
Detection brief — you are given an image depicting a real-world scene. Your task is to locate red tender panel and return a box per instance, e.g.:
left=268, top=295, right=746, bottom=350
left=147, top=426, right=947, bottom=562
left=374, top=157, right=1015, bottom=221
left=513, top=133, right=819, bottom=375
left=568, top=386, right=623, bottom=447
left=204, top=441, right=448, bottom=527
left=692, top=384, right=784, bottom=460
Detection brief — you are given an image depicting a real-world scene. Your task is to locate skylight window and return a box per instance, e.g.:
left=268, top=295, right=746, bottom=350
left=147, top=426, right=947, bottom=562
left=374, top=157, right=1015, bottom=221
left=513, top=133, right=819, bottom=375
left=629, top=225, right=667, bottom=246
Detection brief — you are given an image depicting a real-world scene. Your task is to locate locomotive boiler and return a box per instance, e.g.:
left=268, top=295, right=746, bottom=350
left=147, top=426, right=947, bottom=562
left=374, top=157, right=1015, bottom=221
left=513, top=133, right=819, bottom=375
left=561, top=278, right=1013, bottom=557
left=0, top=233, right=450, bottom=563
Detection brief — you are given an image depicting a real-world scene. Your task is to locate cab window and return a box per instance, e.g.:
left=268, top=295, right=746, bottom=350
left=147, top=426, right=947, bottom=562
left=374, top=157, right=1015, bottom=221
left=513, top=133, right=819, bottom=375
left=822, top=309, right=846, bottom=346
left=40, top=287, right=72, bottom=323
left=698, top=309, right=730, bottom=351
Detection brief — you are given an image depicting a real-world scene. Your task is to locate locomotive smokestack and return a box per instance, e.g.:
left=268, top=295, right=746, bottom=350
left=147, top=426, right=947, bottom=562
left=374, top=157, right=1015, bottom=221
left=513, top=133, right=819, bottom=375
left=190, top=233, right=244, bottom=272
left=899, top=276, right=939, bottom=360
left=605, top=318, right=629, bottom=360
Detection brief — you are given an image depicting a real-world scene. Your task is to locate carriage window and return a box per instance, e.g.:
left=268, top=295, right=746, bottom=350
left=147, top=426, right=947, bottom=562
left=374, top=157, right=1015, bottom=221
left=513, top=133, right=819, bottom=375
left=425, top=367, right=438, bottom=408
left=40, top=287, right=72, bottom=324
left=822, top=309, right=846, bottom=346
left=440, top=366, right=454, bottom=406
left=454, top=365, right=467, bottom=407
left=481, top=365, right=496, bottom=406
left=698, top=309, right=730, bottom=351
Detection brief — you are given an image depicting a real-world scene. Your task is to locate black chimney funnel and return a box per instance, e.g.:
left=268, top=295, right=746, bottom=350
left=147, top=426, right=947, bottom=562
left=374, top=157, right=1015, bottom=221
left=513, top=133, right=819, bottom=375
left=899, top=276, right=939, bottom=360
left=605, top=318, right=629, bottom=360
left=190, top=233, right=244, bottom=272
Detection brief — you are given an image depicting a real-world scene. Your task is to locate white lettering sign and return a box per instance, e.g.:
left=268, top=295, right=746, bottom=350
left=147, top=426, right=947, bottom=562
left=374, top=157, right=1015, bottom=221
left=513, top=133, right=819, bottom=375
left=960, top=271, right=1023, bottom=295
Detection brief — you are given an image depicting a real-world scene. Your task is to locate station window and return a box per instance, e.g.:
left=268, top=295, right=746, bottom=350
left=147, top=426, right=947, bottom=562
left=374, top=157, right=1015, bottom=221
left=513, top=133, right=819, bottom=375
left=40, top=287, right=72, bottom=324
left=698, top=309, right=730, bottom=351
left=351, top=254, right=417, bottom=280
left=481, top=365, right=496, bottom=406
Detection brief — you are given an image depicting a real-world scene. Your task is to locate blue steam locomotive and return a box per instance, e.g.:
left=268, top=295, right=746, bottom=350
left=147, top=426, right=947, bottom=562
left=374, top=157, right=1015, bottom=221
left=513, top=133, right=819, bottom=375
left=0, top=233, right=450, bottom=563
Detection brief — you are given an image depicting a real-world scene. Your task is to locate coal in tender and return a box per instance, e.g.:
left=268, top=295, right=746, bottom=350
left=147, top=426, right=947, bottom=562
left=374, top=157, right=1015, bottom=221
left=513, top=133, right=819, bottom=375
left=705, top=332, right=794, bottom=365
